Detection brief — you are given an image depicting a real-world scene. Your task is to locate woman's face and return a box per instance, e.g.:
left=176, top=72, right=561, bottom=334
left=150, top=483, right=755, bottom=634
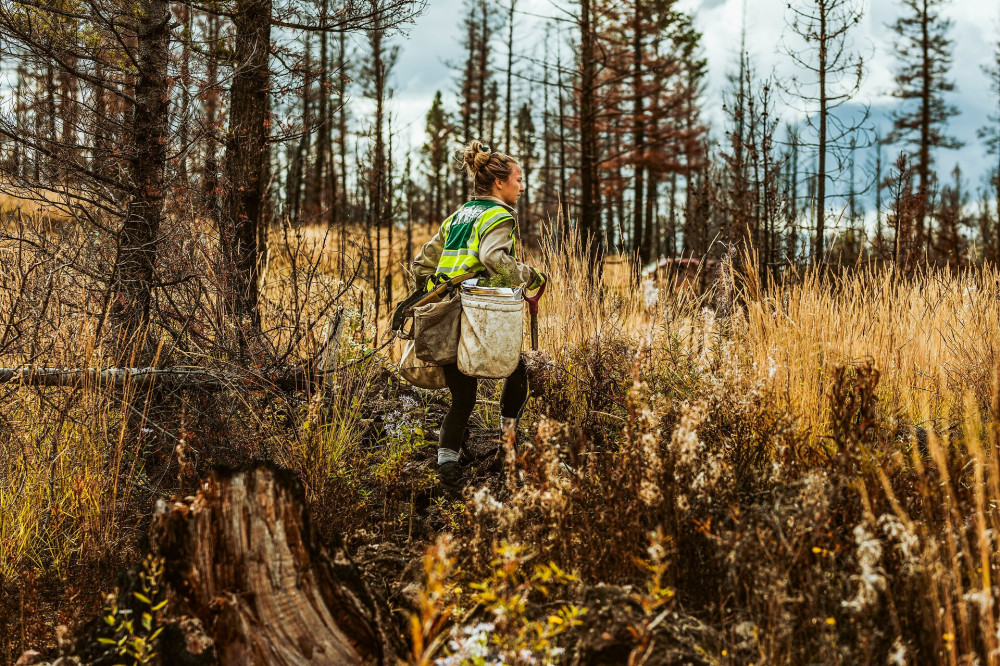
left=493, top=163, right=524, bottom=207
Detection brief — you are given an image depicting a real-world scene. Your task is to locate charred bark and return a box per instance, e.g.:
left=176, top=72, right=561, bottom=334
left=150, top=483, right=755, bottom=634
left=223, top=0, right=272, bottom=335
left=111, top=0, right=171, bottom=358
left=150, top=465, right=402, bottom=665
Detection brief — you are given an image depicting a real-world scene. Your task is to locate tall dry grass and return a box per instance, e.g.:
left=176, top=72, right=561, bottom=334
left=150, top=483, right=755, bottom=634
left=531, top=232, right=999, bottom=450
left=427, top=232, right=1000, bottom=663
left=6, top=206, right=1000, bottom=663
left=735, top=258, right=999, bottom=444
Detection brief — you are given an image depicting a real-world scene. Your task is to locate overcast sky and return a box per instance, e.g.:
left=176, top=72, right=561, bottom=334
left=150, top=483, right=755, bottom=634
left=379, top=0, right=998, bottom=201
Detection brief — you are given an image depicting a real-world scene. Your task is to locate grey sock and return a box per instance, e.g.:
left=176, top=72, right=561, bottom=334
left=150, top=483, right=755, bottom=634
left=438, top=447, right=460, bottom=465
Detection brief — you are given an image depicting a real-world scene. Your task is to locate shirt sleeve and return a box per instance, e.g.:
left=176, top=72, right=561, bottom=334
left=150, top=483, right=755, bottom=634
left=479, top=220, right=540, bottom=287
left=411, top=225, right=445, bottom=289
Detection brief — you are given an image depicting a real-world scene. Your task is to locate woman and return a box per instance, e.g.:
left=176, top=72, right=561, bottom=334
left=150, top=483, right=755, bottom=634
left=411, top=141, right=544, bottom=489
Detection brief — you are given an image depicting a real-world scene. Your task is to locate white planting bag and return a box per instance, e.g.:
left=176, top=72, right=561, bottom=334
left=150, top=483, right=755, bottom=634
left=457, top=291, right=524, bottom=378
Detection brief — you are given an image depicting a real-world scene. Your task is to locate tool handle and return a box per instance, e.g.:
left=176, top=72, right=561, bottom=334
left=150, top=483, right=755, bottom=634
left=524, top=279, right=547, bottom=316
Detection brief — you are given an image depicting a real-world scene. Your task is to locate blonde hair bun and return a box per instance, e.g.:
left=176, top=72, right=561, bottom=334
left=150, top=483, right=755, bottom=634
left=463, top=141, right=492, bottom=178
left=459, top=140, right=517, bottom=197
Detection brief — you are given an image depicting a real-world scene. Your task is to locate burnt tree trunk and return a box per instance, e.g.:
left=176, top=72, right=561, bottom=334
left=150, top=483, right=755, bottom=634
left=578, top=0, right=601, bottom=265
left=151, top=465, right=401, bottom=665
left=631, top=3, right=645, bottom=260
left=111, top=0, right=170, bottom=358
left=223, top=0, right=271, bottom=336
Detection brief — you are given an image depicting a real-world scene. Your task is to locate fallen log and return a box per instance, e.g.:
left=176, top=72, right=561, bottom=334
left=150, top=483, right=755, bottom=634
left=0, top=309, right=350, bottom=393
left=150, top=464, right=402, bottom=665
left=0, top=366, right=317, bottom=392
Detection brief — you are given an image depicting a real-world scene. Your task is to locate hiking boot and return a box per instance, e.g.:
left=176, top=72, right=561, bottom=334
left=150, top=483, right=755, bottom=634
left=437, top=460, right=462, bottom=490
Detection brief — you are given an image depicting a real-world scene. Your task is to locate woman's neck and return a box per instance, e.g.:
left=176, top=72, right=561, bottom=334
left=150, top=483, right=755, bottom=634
left=473, top=195, right=515, bottom=213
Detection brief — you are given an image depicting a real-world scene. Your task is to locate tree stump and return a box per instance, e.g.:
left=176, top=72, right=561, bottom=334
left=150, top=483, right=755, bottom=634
left=150, top=464, right=400, bottom=665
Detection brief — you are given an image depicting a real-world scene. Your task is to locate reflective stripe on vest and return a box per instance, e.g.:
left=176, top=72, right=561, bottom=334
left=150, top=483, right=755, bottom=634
left=429, top=200, right=516, bottom=289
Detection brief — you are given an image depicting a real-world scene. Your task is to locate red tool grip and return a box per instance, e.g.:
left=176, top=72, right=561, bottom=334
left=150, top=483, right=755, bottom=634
left=524, top=279, right=547, bottom=315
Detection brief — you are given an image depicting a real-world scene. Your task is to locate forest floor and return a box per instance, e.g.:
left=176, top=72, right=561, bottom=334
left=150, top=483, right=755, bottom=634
left=4, top=223, right=1000, bottom=664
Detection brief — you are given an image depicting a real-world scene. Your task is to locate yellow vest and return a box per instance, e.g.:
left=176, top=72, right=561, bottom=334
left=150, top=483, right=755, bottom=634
left=428, top=200, right=516, bottom=289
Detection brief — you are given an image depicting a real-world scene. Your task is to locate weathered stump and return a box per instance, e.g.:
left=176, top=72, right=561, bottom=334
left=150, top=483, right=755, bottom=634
left=150, top=464, right=400, bottom=665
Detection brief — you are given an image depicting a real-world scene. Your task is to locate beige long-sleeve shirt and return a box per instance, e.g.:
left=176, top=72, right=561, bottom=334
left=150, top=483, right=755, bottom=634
left=411, top=197, right=539, bottom=289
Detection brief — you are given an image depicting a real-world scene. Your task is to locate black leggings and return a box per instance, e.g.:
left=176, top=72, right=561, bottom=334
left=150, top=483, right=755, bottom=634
left=438, top=359, right=528, bottom=453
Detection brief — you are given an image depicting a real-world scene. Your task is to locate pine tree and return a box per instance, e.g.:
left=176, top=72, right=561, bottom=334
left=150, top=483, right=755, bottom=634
left=286, top=33, right=312, bottom=223
left=503, top=0, right=518, bottom=153
left=113, top=0, right=171, bottom=349
left=223, top=0, right=273, bottom=335
left=978, top=36, right=1000, bottom=257
left=677, top=16, right=709, bottom=259
left=336, top=29, right=352, bottom=270
left=781, top=0, right=867, bottom=263
left=934, top=163, right=968, bottom=266
left=888, top=0, right=962, bottom=255
left=514, top=102, right=536, bottom=241
left=176, top=1, right=193, bottom=188
left=577, top=0, right=601, bottom=263
left=361, top=0, right=399, bottom=325
left=203, top=12, right=223, bottom=217
left=0, top=0, right=173, bottom=354
left=422, top=91, right=451, bottom=231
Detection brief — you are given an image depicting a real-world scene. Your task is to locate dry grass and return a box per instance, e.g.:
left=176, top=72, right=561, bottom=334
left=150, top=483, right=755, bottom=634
left=736, top=260, right=999, bottom=442
left=0, top=186, right=75, bottom=222
left=5, top=211, right=1000, bottom=663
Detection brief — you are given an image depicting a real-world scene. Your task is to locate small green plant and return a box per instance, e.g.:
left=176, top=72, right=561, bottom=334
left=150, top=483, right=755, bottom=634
left=477, top=261, right=518, bottom=288
left=99, top=554, right=167, bottom=666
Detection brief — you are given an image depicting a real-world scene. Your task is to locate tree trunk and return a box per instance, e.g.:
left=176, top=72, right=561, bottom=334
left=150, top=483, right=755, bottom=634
left=12, top=65, right=26, bottom=176
left=111, top=0, right=171, bottom=356
left=203, top=14, right=221, bottom=215
left=57, top=62, right=79, bottom=182
left=44, top=62, right=56, bottom=175
left=504, top=0, right=516, bottom=153
left=579, top=0, right=600, bottom=261
left=312, top=0, right=333, bottom=223
left=521, top=143, right=531, bottom=243
left=337, top=29, right=350, bottom=273
left=631, top=3, right=645, bottom=259
left=644, top=172, right=657, bottom=259
left=917, top=0, right=931, bottom=256
left=460, top=12, right=475, bottom=201
left=668, top=171, right=677, bottom=258
left=476, top=1, right=488, bottom=140
left=542, top=52, right=552, bottom=220
left=405, top=152, right=414, bottom=264
left=150, top=464, right=401, bottom=665
left=385, top=116, right=394, bottom=309
left=815, top=6, right=827, bottom=263
left=287, top=37, right=311, bottom=224
left=177, top=2, right=192, bottom=187
left=556, top=43, right=568, bottom=236
left=223, top=0, right=272, bottom=333
left=369, top=17, right=386, bottom=330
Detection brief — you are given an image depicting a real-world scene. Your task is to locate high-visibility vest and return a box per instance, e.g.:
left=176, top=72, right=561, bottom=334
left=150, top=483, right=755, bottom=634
left=429, top=200, right=517, bottom=289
